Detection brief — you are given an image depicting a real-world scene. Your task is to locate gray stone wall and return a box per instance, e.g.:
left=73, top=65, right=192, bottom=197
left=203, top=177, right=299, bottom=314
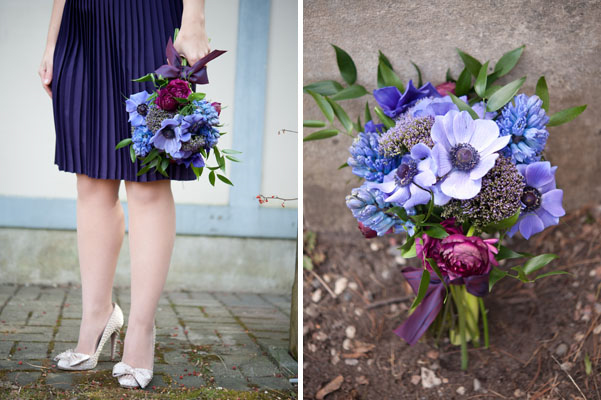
left=303, top=0, right=601, bottom=235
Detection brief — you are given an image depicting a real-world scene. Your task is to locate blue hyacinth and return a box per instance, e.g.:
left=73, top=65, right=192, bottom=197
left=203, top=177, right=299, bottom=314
left=193, top=100, right=220, bottom=126
left=346, top=183, right=414, bottom=236
left=131, top=126, right=153, bottom=157
left=496, top=94, right=549, bottom=164
left=348, top=129, right=400, bottom=183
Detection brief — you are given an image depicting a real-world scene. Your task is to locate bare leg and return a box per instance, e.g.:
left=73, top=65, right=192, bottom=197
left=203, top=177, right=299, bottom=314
left=122, top=179, right=175, bottom=368
left=74, top=174, right=124, bottom=355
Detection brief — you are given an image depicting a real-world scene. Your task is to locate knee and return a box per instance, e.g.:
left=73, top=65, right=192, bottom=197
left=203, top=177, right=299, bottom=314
left=76, top=174, right=120, bottom=205
left=125, top=181, right=172, bottom=205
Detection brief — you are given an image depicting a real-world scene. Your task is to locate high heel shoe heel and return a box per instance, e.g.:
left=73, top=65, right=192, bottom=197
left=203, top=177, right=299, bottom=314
left=54, top=302, right=124, bottom=370
left=110, top=329, right=120, bottom=361
left=112, top=325, right=156, bottom=389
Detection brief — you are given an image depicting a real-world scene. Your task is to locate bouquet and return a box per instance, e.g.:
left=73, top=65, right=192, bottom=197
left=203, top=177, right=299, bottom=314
left=116, top=31, right=241, bottom=185
left=304, top=45, right=587, bottom=369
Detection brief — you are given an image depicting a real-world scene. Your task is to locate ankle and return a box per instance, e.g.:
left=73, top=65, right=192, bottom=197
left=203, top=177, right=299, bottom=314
left=81, top=302, right=114, bottom=323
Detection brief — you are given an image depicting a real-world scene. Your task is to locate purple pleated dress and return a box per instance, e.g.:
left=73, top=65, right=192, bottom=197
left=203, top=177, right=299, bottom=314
left=52, top=0, right=196, bottom=181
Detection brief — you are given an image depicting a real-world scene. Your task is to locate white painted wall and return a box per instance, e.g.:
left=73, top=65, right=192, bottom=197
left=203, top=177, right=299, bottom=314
left=0, top=0, right=297, bottom=209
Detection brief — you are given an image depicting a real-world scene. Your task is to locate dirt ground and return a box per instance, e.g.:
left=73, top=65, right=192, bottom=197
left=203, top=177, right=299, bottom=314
left=303, top=204, right=601, bottom=399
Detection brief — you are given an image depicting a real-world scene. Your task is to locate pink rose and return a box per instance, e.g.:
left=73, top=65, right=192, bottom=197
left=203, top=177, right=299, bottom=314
left=357, top=222, right=378, bottom=238
left=439, top=235, right=498, bottom=280
left=156, top=79, right=192, bottom=111
left=435, top=82, right=456, bottom=96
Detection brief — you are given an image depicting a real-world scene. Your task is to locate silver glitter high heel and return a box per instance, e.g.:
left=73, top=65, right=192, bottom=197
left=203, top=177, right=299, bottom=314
left=112, top=325, right=156, bottom=389
left=54, top=302, right=124, bottom=370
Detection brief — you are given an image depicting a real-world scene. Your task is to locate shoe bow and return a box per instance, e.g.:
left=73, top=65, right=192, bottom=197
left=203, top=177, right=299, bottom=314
left=112, top=361, right=153, bottom=388
left=53, top=349, right=91, bottom=367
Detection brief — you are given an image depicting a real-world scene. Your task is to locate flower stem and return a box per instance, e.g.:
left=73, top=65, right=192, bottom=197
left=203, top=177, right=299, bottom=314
left=466, top=225, right=476, bottom=237
left=479, top=297, right=489, bottom=348
left=450, top=285, right=468, bottom=370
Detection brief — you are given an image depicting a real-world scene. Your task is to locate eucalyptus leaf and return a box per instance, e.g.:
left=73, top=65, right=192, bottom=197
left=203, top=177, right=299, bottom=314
left=306, top=89, right=334, bottom=123
left=225, top=155, right=241, bottom=162
left=547, top=105, right=587, bottom=127
left=374, top=106, right=395, bottom=129
left=535, top=76, right=549, bottom=113
left=486, top=77, right=526, bottom=112
left=411, top=61, right=423, bottom=87
left=221, top=149, right=242, bottom=154
left=483, top=85, right=502, bottom=99
left=475, top=61, right=489, bottom=98
left=129, top=146, right=136, bottom=163
left=208, top=170, right=216, bottom=186
left=327, top=98, right=353, bottom=134
left=115, top=138, right=132, bottom=150
left=217, top=174, right=234, bottom=186
left=410, top=269, right=431, bottom=311
left=303, top=120, right=326, bottom=128
left=534, top=270, right=570, bottom=280
left=496, top=245, right=524, bottom=261
left=160, top=158, right=169, bottom=171
left=303, top=80, right=344, bottom=96
left=448, top=93, right=479, bottom=120
left=488, top=45, right=524, bottom=83
left=330, top=84, right=368, bottom=101
left=338, top=162, right=349, bottom=170
left=132, top=73, right=155, bottom=83
left=377, top=51, right=393, bottom=88
left=303, top=129, right=339, bottom=142
left=136, top=164, right=152, bottom=177
left=378, top=61, right=405, bottom=93
left=455, top=68, right=472, bottom=97
left=332, top=44, right=357, bottom=85
left=425, top=226, right=449, bottom=239
left=364, top=101, right=373, bottom=123
left=456, top=48, right=482, bottom=77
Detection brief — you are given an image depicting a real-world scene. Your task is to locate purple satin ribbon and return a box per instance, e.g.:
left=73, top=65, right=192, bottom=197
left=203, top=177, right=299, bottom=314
left=394, top=267, right=489, bottom=346
left=154, top=37, right=226, bottom=84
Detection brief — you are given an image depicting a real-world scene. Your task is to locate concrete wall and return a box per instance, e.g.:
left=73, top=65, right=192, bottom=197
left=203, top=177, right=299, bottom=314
left=303, top=0, right=601, bottom=235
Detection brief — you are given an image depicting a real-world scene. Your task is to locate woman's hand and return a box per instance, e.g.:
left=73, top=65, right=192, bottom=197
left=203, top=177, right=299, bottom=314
left=174, top=0, right=209, bottom=66
left=38, top=48, right=54, bottom=98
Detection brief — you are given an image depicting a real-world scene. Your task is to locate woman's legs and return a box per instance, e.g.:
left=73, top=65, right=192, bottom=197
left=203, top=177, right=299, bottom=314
left=122, top=179, right=175, bottom=368
left=74, top=174, right=124, bottom=355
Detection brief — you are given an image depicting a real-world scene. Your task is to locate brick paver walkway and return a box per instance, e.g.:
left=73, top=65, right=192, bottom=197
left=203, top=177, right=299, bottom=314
left=0, top=284, right=297, bottom=398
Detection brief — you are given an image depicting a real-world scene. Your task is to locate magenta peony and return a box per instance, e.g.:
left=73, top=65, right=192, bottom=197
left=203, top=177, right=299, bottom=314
left=439, top=234, right=498, bottom=280
left=416, top=218, right=463, bottom=273
left=156, top=79, right=192, bottom=111
left=435, top=82, right=456, bottom=96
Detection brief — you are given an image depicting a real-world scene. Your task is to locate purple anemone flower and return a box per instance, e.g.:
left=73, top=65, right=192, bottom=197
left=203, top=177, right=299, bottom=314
left=431, top=110, right=510, bottom=200
left=125, top=91, right=151, bottom=127
left=508, top=161, right=565, bottom=239
left=367, top=143, right=438, bottom=210
left=373, top=80, right=440, bottom=119
left=410, top=95, right=465, bottom=118
left=181, top=113, right=206, bottom=140
left=174, top=151, right=205, bottom=168
left=149, top=116, right=183, bottom=156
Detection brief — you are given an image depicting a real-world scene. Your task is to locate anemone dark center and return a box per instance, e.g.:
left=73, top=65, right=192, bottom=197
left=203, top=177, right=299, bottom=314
left=162, top=127, right=175, bottom=139
left=450, top=143, right=479, bottom=171
left=395, top=160, right=417, bottom=187
left=136, top=103, right=148, bottom=116
left=521, top=186, right=542, bottom=212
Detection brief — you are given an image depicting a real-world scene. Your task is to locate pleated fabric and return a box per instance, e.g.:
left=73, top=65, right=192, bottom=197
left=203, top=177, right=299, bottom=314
left=52, top=0, right=197, bottom=181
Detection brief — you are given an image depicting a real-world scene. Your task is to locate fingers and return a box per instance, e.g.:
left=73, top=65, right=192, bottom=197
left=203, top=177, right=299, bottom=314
left=39, top=63, right=53, bottom=98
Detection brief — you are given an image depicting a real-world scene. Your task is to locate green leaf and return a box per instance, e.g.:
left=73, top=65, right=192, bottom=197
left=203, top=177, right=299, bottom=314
left=330, top=84, right=368, bottom=101
left=400, top=238, right=417, bottom=259
left=456, top=48, right=482, bottom=77
left=387, top=206, right=408, bottom=220
left=374, top=106, right=395, bottom=129
left=523, top=253, right=558, bottom=275
left=448, top=93, right=479, bottom=120
left=332, top=44, right=357, bottom=85
left=191, top=166, right=203, bottom=178
left=355, top=115, right=363, bottom=134
left=208, top=170, right=216, bottom=186
left=426, top=258, right=446, bottom=285
left=475, top=61, right=489, bottom=98
left=455, top=68, right=471, bottom=97
left=303, top=129, right=339, bottom=142
left=160, top=158, right=169, bottom=172
left=489, top=267, right=508, bottom=292
left=425, top=226, right=449, bottom=239
left=216, top=174, right=233, bottom=186
left=364, top=102, right=373, bottom=123
left=377, top=51, right=393, bottom=88
left=410, top=269, right=431, bottom=311
left=225, top=155, right=241, bottom=162
left=306, top=90, right=334, bottom=124
left=496, top=245, right=524, bottom=261
left=136, top=164, right=152, bottom=177
left=535, top=76, right=549, bottom=113
left=585, top=353, right=592, bottom=376
left=115, top=138, right=133, bottom=150
left=489, top=45, right=525, bottom=83
left=129, top=146, right=136, bottom=163
left=534, top=270, right=570, bottom=281
left=486, top=77, right=526, bottom=112
left=411, top=61, right=423, bottom=87
left=338, top=162, right=348, bottom=170
left=446, top=68, right=455, bottom=83
left=547, top=105, right=587, bottom=127
left=378, top=60, right=405, bottom=92
left=483, top=85, right=502, bottom=99
left=303, top=120, right=326, bottom=128
left=141, top=148, right=160, bottom=166
left=326, top=98, right=353, bottom=134
left=188, top=92, right=206, bottom=102
left=483, top=209, right=521, bottom=231
left=221, top=149, right=242, bottom=155
left=303, top=80, right=344, bottom=96
left=132, top=73, right=155, bottom=83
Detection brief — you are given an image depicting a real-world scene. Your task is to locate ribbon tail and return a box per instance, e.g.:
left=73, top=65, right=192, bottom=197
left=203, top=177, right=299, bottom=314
left=154, top=65, right=180, bottom=79
left=464, top=274, right=490, bottom=297
left=165, top=37, right=181, bottom=67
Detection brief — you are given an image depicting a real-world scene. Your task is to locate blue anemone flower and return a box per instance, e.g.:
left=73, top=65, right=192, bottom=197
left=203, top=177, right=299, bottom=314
left=150, top=116, right=183, bottom=156
left=373, top=80, right=440, bottom=119
left=125, top=91, right=151, bottom=127
left=496, top=94, right=549, bottom=164
left=508, top=161, right=565, bottom=239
